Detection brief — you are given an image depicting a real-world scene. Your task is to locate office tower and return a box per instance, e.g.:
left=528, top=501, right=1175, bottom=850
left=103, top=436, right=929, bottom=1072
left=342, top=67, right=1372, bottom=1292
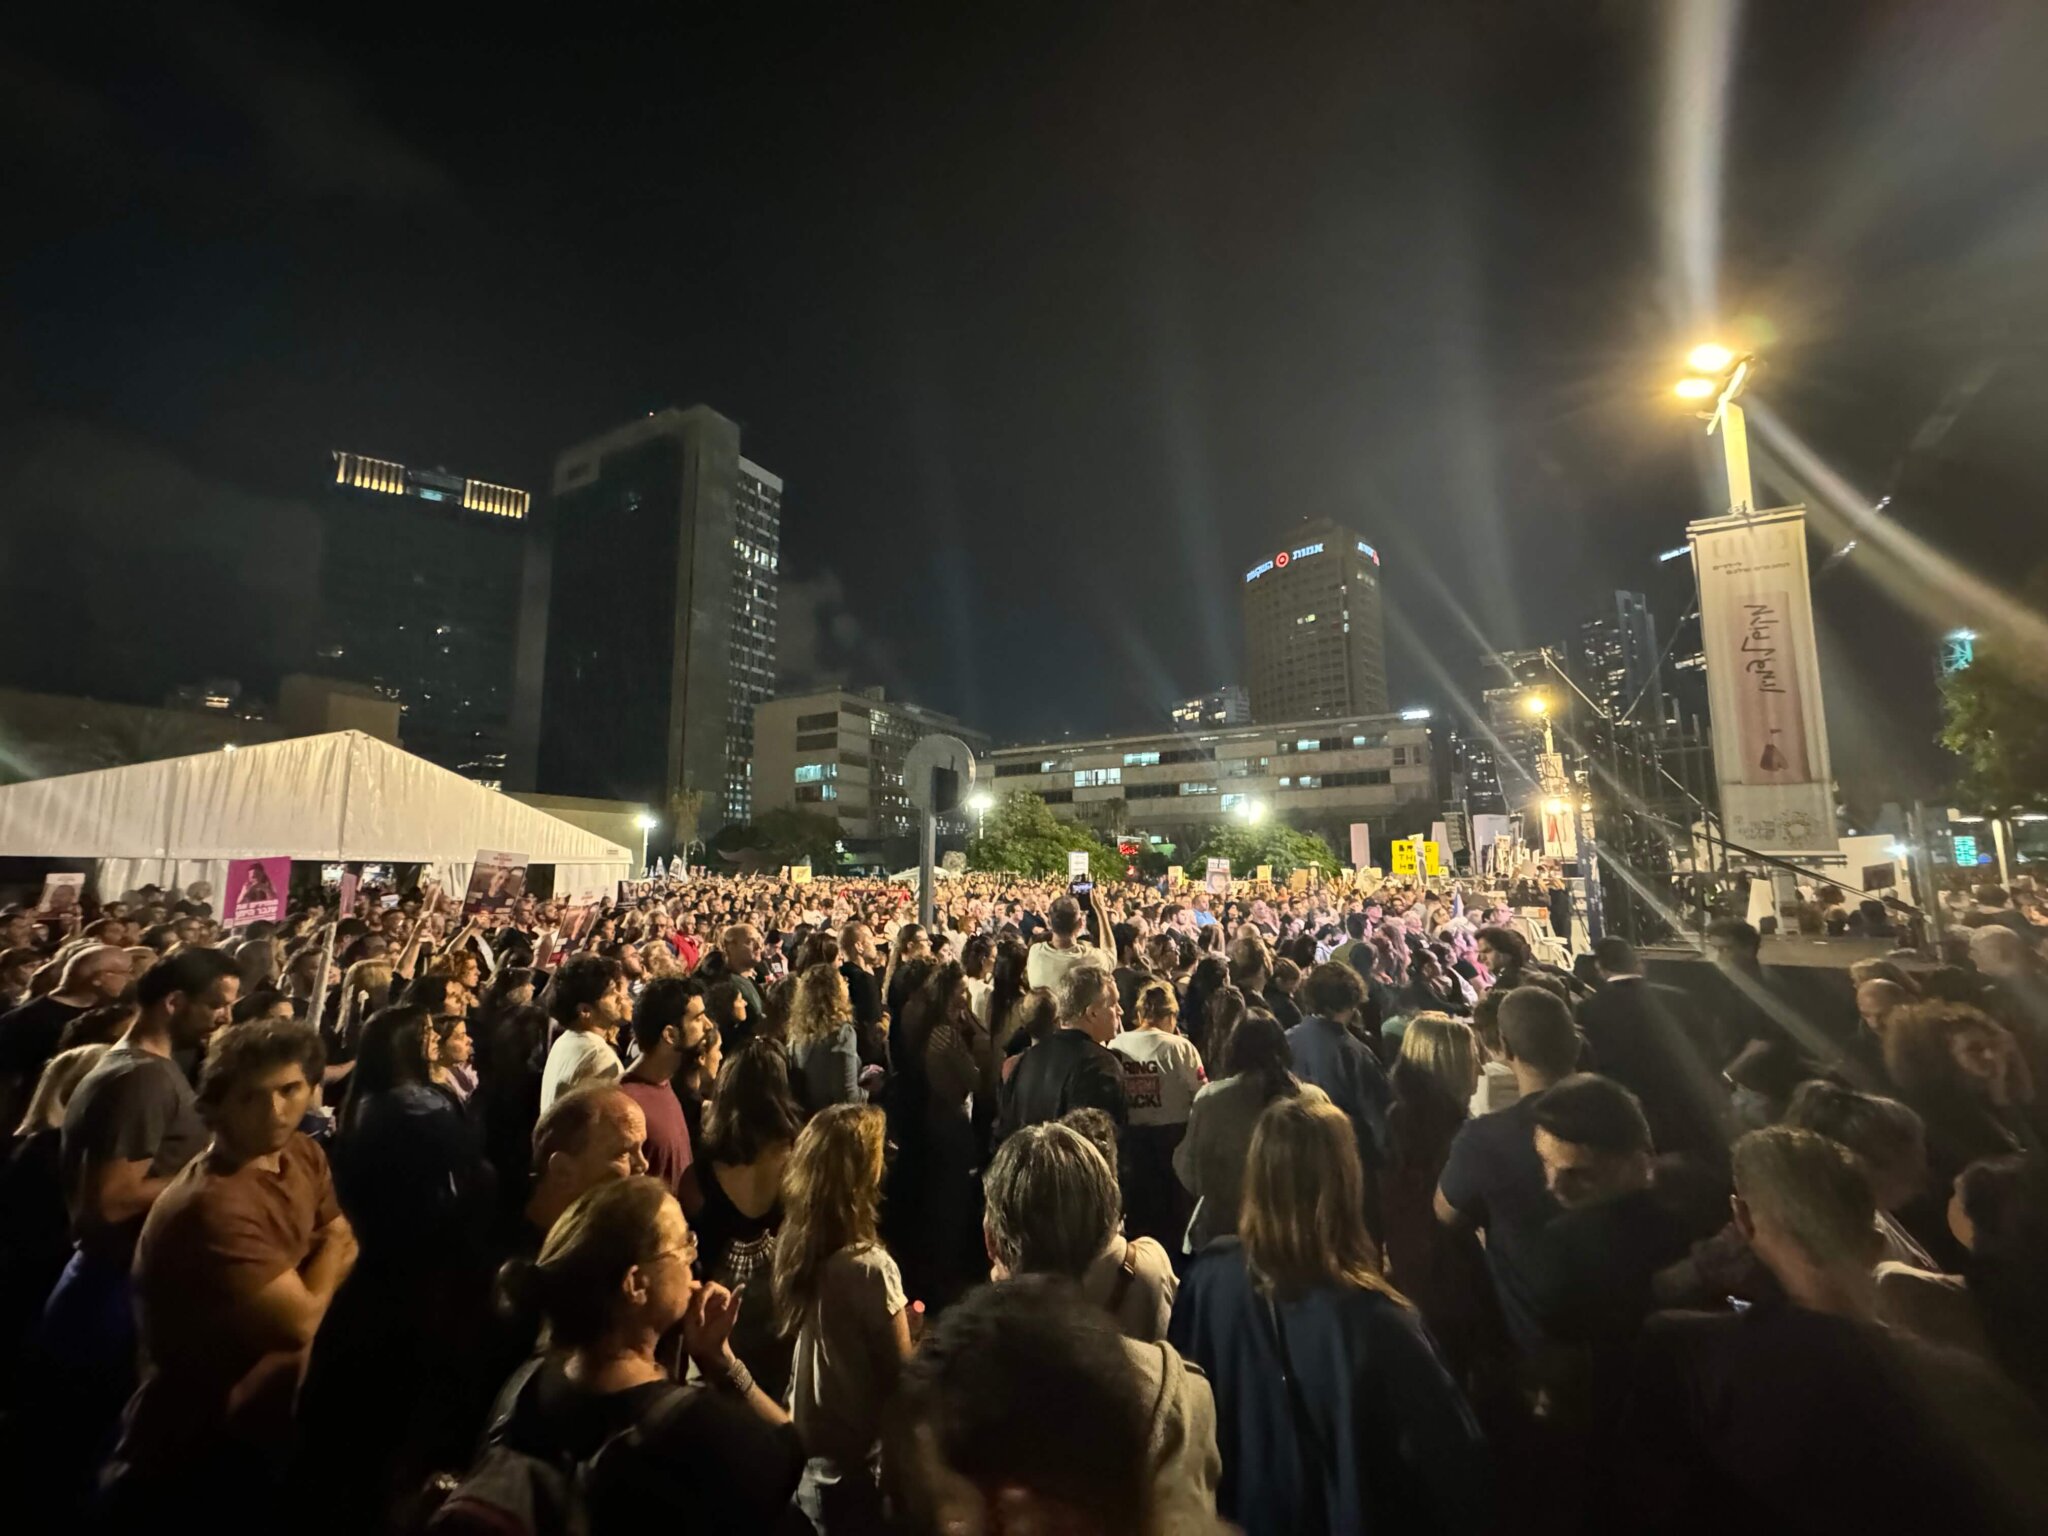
left=1242, top=520, right=1388, bottom=722
left=1572, top=591, right=1663, bottom=732
left=532, top=406, right=781, bottom=821
left=1476, top=647, right=1554, bottom=809
left=727, top=460, right=783, bottom=823
left=319, top=451, right=537, bottom=786
left=754, top=686, right=990, bottom=844
left=1170, top=684, right=1251, bottom=729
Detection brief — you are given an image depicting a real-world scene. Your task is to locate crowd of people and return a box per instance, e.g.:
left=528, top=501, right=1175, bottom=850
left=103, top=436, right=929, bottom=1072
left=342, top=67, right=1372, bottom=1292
left=0, top=864, right=2045, bottom=1534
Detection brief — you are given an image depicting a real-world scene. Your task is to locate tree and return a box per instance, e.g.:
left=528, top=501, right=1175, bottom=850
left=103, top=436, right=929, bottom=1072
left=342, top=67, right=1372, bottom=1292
left=1189, top=821, right=1342, bottom=880
left=732, top=807, right=844, bottom=870
left=1941, top=586, right=2048, bottom=812
left=967, top=790, right=1123, bottom=878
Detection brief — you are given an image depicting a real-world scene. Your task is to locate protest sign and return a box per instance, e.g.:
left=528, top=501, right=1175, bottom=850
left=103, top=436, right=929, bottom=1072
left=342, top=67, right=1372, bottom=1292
left=36, top=872, right=84, bottom=918
left=224, top=858, right=290, bottom=926
left=464, top=850, right=529, bottom=919
left=1205, top=857, right=1230, bottom=895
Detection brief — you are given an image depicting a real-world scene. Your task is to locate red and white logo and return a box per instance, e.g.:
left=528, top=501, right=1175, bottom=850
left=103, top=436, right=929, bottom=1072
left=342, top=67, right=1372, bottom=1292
left=1273, top=551, right=1290, bottom=568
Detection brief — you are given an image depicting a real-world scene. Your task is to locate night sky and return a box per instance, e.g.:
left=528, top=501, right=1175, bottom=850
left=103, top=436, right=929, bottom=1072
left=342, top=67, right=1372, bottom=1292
left=5, top=3, right=2046, bottom=808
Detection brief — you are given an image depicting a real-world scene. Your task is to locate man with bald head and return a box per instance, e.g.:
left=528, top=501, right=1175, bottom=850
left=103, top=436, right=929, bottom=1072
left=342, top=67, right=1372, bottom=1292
left=520, top=1083, right=649, bottom=1246
left=0, top=942, right=134, bottom=1128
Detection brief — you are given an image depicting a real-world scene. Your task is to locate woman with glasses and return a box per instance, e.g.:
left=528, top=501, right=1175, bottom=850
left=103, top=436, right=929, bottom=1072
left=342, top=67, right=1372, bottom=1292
left=466, top=1177, right=800, bottom=1533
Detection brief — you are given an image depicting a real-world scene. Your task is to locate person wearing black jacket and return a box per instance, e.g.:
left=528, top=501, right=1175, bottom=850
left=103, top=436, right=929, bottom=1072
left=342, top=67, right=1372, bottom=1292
left=998, top=961, right=1126, bottom=1141
left=1577, top=938, right=1732, bottom=1162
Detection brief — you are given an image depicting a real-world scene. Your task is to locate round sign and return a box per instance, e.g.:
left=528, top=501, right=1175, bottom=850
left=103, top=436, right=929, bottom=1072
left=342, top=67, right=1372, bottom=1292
left=1274, top=551, right=1290, bottom=567
left=903, top=733, right=978, bottom=814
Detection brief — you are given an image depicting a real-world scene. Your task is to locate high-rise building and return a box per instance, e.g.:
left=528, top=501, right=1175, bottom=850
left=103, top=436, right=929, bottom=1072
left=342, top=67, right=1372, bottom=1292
left=1572, top=591, right=1662, bottom=732
left=1475, top=647, right=1554, bottom=809
left=530, top=406, right=781, bottom=821
left=754, top=686, right=990, bottom=845
left=320, top=451, right=539, bottom=786
left=727, top=460, right=783, bottom=823
left=1170, top=685, right=1251, bottom=729
left=1242, top=520, right=1388, bottom=723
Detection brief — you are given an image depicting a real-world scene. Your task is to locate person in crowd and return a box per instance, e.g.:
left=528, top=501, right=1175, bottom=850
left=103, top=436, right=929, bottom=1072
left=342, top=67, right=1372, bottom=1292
left=700, top=923, right=769, bottom=1039
left=0, top=1043, right=108, bottom=1386
left=886, top=1274, right=1222, bottom=1536
left=1109, top=979, right=1205, bottom=1247
left=1612, top=1127, right=2048, bottom=1534
left=36, top=948, right=238, bottom=1498
left=882, top=922, right=932, bottom=1023
left=1180, top=955, right=1232, bottom=1060
left=1948, top=1153, right=2048, bottom=1407
left=985, top=1120, right=1181, bottom=1345
left=1228, top=936, right=1299, bottom=1029
left=776, top=1102, right=911, bottom=1533
left=540, top=954, right=628, bottom=1112
left=1026, top=893, right=1109, bottom=995
left=618, top=977, right=703, bottom=1194
left=706, top=976, right=755, bottom=1054
left=448, top=1177, right=801, bottom=1534
left=985, top=934, right=1033, bottom=1051
left=519, top=1085, right=650, bottom=1248
left=1434, top=985, right=1580, bottom=1359
left=104, top=1020, right=355, bottom=1521
left=428, top=1010, right=477, bottom=1101
left=1196, top=981, right=1247, bottom=1075
left=681, top=1039, right=804, bottom=1404
left=1170, top=1093, right=1491, bottom=1535
left=1475, top=925, right=1542, bottom=993
left=1577, top=936, right=1730, bottom=1160
left=475, top=1001, right=550, bottom=1221
left=1853, top=976, right=1911, bottom=1083
left=1174, top=1010, right=1327, bottom=1252
left=0, top=943, right=134, bottom=1131
left=789, top=962, right=862, bottom=1112
left=999, top=961, right=1128, bottom=1139
left=1286, top=961, right=1391, bottom=1217
left=1523, top=1074, right=1725, bottom=1437
left=1782, top=1079, right=1950, bottom=1269
left=0, top=944, right=42, bottom=1011
left=300, top=1003, right=497, bottom=1528
left=1883, top=999, right=2042, bottom=1178
left=1377, top=1015, right=1499, bottom=1377
left=885, top=959, right=997, bottom=1309
left=838, top=921, right=885, bottom=1052
left=1467, top=989, right=1520, bottom=1115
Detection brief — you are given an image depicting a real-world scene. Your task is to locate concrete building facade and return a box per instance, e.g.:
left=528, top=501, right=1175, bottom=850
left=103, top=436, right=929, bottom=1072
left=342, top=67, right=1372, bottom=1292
left=1242, top=520, right=1389, bottom=723
left=755, top=687, right=989, bottom=844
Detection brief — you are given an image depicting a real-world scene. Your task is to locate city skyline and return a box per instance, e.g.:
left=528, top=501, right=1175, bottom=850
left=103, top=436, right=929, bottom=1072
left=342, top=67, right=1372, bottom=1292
left=3, top=6, right=2043, bottom=818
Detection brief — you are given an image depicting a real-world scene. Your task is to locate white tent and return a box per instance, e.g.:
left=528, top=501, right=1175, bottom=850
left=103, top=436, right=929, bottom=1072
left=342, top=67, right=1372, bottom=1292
left=0, top=730, right=632, bottom=903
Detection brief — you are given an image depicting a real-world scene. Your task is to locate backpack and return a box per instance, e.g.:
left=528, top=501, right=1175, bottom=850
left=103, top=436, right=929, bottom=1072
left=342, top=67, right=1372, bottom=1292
left=423, top=1358, right=695, bottom=1536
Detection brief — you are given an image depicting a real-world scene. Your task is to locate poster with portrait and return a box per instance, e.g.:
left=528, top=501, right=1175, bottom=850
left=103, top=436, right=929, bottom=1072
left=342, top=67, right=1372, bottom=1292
left=223, top=857, right=290, bottom=926
left=36, top=872, right=84, bottom=918
left=1205, top=857, right=1231, bottom=895
left=464, top=850, right=530, bottom=919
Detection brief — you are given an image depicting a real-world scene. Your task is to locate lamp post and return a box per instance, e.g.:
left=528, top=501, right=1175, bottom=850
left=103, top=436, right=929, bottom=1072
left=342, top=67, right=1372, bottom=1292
left=967, top=790, right=994, bottom=842
left=1675, top=343, right=1756, bottom=518
left=635, top=812, right=657, bottom=877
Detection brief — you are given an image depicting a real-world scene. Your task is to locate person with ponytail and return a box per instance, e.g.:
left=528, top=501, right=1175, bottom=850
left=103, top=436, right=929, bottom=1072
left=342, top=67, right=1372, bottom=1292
left=475, top=1176, right=801, bottom=1533
left=775, top=1103, right=910, bottom=1534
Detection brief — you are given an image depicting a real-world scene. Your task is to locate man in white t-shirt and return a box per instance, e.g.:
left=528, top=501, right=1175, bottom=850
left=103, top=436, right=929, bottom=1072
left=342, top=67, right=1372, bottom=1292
left=1025, top=893, right=1108, bottom=994
left=539, top=953, right=629, bottom=1111
left=1107, top=980, right=1206, bottom=1246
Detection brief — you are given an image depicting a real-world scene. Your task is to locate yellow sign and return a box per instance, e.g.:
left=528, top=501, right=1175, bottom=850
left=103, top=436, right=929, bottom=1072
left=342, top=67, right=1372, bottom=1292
left=1393, top=840, right=1443, bottom=879
left=1423, top=841, right=1443, bottom=878
left=1390, top=841, right=1417, bottom=877
left=1167, top=865, right=1183, bottom=886
left=1360, top=866, right=1384, bottom=887
left=1288, top=868, right=1311, bottom=893
left=791, top=865, right=812, bottom=886
left=1255, top=865, right=1273, bottom=883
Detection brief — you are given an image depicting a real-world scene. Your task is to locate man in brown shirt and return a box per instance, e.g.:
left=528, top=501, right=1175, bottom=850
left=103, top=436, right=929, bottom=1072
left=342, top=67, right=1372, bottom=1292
left=106, top=1018, right=357, bottom=1519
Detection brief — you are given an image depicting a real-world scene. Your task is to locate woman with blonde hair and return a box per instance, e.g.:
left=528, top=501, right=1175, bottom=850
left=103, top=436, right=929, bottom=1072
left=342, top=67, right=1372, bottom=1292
left=775, top=1102, right=909, bottom=1534
left=788, top=962, right=861, bottom=1112
left=326, top=958, right=393, bottom=1092
left=1169, top=1094, right=1488, bottom=1535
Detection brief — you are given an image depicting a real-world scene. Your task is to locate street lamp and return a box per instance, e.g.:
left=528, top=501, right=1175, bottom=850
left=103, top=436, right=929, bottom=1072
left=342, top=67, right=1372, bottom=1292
left=635, top=812, right=657, bottom=876
left=1234, top=798, right=1267, bottom=825
left=967, top=790, right=994, bottom=839
left=1674, top=343, right=1757, bottom=517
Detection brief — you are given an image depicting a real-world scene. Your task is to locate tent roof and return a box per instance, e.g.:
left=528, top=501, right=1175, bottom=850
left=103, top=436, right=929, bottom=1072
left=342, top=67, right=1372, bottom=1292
left=0, top=730, right=632, bottom=865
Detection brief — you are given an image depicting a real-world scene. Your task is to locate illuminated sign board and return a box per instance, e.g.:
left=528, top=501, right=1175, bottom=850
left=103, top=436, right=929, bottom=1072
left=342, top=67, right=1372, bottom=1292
left=1952, top=834, right=1982, bottom=866
left=1244, top=541, right=1327, bottom=582
left=1355, top=540, right=1380, bottom=564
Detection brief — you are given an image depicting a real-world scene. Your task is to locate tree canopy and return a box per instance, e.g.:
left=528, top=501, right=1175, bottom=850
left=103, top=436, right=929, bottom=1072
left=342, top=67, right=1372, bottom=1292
left=967, top=790, right=1124, bottom=878
left=1940, top=573, right=2048, bottom=813
left=722, top=806, right=845, bottom=869
left=1188, top=821, right=1342, bottom=878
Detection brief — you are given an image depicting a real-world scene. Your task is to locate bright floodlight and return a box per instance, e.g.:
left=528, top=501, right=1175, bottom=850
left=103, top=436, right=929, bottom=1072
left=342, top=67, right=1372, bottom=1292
left=1542, top=797, right=1567, bottom=815
left=1674, top=376, right=1718, bottom=401
left=1686, top=343, right=1736, bottom=373
left=1399, top=707, right=1432, bottom=720
left=967, top=791, right=994, bottom=812
left=1236, top=799, right=1266, bottom=824
left=1524, top=695, right=1549, bottom=716
left=635, top=813, right=658, bottom=830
